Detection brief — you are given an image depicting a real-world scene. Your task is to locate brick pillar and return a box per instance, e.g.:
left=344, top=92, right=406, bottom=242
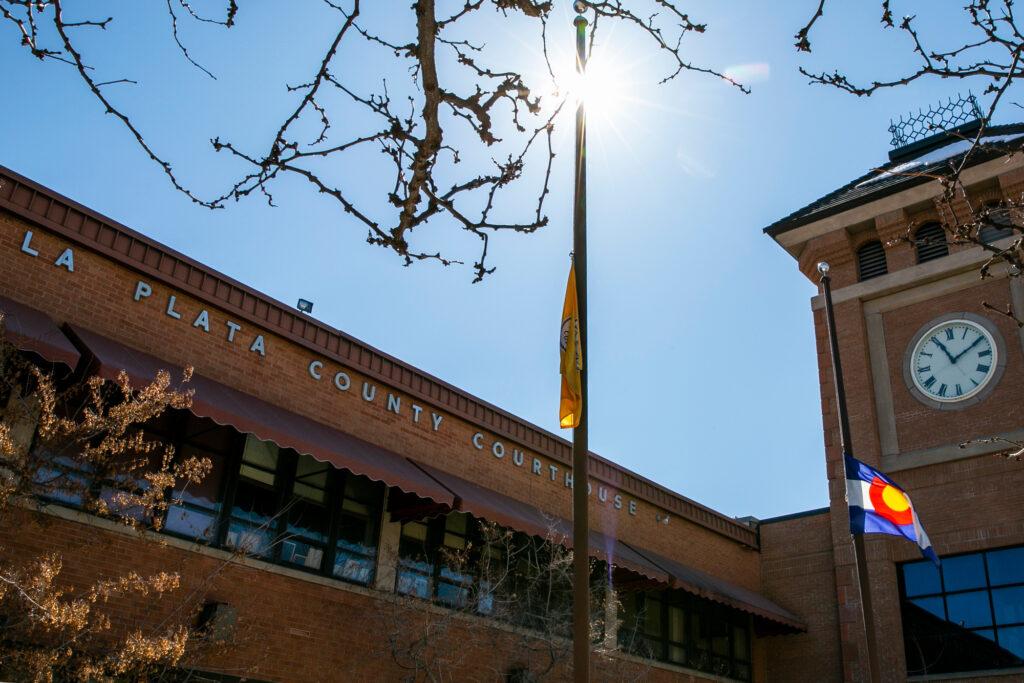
left=373, top=490, right=401, bottom=592
left=799, top=231, right=856, bottom=287
left=874, top=209, right=914, bottom=272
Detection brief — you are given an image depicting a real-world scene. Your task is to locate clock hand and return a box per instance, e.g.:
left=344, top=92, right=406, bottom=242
left=952, top=335, right=985, bottom=363
left=932, top=338, right=956, bottom=364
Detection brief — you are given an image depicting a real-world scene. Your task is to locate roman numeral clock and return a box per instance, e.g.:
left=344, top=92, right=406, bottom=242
left=903, top=313, right=1007, bottom=410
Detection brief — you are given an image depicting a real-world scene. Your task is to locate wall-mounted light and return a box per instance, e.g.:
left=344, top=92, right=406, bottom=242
left=297, top=299, right=314, bottom=314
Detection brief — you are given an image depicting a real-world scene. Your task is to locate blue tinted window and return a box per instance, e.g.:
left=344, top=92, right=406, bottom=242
left=988, top=547, right=1024, bottom=586
left=943, top=554, right=986, bottom=592
left=999, top=625, right=1024, bottom=659
left=910, top=597, right=944, bottom=619
left=993, top=587, right=1024, bottom=626
left=904, top=560, right=942, bottom=597
left=902, top=547, right=1024, bottom=675
left=947, top=591, right=993, bottom=628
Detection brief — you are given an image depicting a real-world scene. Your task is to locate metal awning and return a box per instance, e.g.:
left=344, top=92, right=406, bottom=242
left=413, top=462, right=671, bottom=584
left=624, top=544, right=806, bottom=633
left=0, top=295, right=80, bottom=368
left=68, top=325, right=455, bottom=507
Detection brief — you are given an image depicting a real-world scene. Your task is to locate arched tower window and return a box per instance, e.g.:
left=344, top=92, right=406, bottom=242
left=857, top=240, right=888, bottom=281
left=914, top=223, right=949, bottom=264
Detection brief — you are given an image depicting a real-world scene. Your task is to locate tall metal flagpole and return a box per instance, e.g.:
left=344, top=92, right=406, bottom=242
left=571, top=3, right=590, bottom=681
left=818, top=261, right=881, bottom=683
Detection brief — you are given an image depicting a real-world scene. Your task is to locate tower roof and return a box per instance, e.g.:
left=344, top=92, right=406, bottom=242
left=763, top=121, right=1024, bottom=239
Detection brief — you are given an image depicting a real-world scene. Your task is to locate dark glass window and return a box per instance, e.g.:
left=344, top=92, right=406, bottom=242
left=618, top=589, right=752, bottom=681
left=225, top=436, right=280, bottom=558
left=332, top=474, right=382, bottom=585
left=397, top=520, right=433, bottom=598
left=914, top=222, right=949, bottom=263
left=164, top=444, right=228, bottom=541
left=280, top=454, right=332, bottom=570
left=857, top=240, right=888, bottom=281
left=900, top=545, right=1024, bottom=675
left=397, top=513, right=475, bottom=605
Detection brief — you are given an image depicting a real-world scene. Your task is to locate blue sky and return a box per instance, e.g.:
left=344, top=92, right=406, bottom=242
left=0, top=2, right=1000, bottom=519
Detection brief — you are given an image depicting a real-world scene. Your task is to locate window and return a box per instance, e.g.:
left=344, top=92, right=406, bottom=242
left=900, top=546, right=1024, bottom=676
left=857, top=240, right=888, bottom=281
left=164, top=443, right=229, bottom=541
left=980, top=204, right=1016, bottom=243
left=618, top=589, right=752, bottom=680
left=30, top=406, right=386, bottom=585
left=397, top=513, right=473, bottom=605
left=332, top=474, right=381, bottom=584
left=225, top=436, right=281, bottom=558
left=914, top=222, right=949, bottom=263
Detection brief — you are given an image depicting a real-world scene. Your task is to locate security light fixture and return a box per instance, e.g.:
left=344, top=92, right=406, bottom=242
left=297, top=299, right=314, bottom=314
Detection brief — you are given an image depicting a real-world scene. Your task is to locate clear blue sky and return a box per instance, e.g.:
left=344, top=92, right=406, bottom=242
left=0, top=2, right=998, bottom=519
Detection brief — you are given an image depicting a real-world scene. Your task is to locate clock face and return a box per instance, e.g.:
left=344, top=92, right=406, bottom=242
left=910, top=319, right=998, bottom=403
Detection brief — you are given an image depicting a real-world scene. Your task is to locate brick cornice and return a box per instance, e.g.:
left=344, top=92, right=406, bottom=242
left=798, top=230, right=853, bottom=281
left=0, top=165, right=758, bottom=549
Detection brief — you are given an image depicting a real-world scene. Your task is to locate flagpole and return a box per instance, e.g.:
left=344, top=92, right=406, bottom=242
left=818, top=261, right=881, bottom=683
left=571, top=3, right=590, bottom=681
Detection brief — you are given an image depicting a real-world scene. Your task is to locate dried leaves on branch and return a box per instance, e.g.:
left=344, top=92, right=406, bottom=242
left=0, top=0, right=743, bottom=280
left=0, top=317, right=210, bottom=681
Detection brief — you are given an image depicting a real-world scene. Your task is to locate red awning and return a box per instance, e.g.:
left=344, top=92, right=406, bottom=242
left=68, top=326, right=455, bottom=507
left=413, top=462, right=670, bottom=584
left=412, top=462, right=802, bottom=630
left=0, top=295, right=80, bottom=368
left=623, top=543, right=806, bottom=632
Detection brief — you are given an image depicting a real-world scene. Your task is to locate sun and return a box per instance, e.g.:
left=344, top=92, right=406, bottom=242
left=560, top=52, right=629, bottom=119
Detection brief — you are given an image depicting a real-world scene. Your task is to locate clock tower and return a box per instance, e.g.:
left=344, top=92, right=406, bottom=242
left=763, top=101, right=1024, bottom=681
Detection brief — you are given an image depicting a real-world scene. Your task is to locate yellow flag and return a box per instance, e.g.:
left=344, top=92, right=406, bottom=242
left=559, top=260, right=583, bottom=429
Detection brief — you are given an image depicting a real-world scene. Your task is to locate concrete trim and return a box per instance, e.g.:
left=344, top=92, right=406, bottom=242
left=776, top=154, right=1024, bottom=253
left=908, top=666, right=1024, bottom=681
left=811, top=238, right=1016, bottom=311
left=757, top=507, right=830, bottom=525
left=1011, top=276, right=1024, bottom=354
left=865, top=312, right=899, bottom=456
left=882, top=428, right=1024, bottom=472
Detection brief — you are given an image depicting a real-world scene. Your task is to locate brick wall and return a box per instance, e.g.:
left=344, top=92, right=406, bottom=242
left=760, top=510, right=842, bottom=682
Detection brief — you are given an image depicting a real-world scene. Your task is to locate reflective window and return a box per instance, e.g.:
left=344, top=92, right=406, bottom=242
left=332, top=475, right=381, bottom=585
left=901, top=546, right=1024, bottom=675
left=164, top=444, right=227, bottom=541
left=225, top=436, right=280, bottom=558
left=618, top=589, right=752, bottom=681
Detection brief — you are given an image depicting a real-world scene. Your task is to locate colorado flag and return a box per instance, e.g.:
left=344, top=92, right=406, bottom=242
left=845, top=454, right=939, bottom=565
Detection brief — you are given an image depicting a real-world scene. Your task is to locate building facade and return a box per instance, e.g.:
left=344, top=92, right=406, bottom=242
left=763, top=121, right=1024, bottom=681
left=5, top=117, right=1024, bottom=683
left=0, top=165, right=802, bottom=682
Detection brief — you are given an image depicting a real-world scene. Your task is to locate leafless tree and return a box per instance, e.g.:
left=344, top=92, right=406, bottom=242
left=0, top=0, right=745, bottom=281
left=797, top=2, right=1024, bottom=288
left=361, top=520, right=646, bottom=682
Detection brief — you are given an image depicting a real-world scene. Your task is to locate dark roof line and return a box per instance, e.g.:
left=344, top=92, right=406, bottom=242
left=0, top=164, right=760, bottom=549
left=757, top=507, right=830, bottom=525
left=763, top=123, right=1024, bottom=239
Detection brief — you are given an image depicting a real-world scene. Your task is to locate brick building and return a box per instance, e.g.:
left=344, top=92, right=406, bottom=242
left=0, top=163, right=803, bottom=682
left=763, top=119, right=1024, bottom=681
left=3, top=113, right=1024, bottom=682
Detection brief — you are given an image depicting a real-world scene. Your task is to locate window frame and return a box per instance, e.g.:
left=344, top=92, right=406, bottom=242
left=898, top=544, right=1024, bottom=675
left=618, top=588, right=753, bottom=681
